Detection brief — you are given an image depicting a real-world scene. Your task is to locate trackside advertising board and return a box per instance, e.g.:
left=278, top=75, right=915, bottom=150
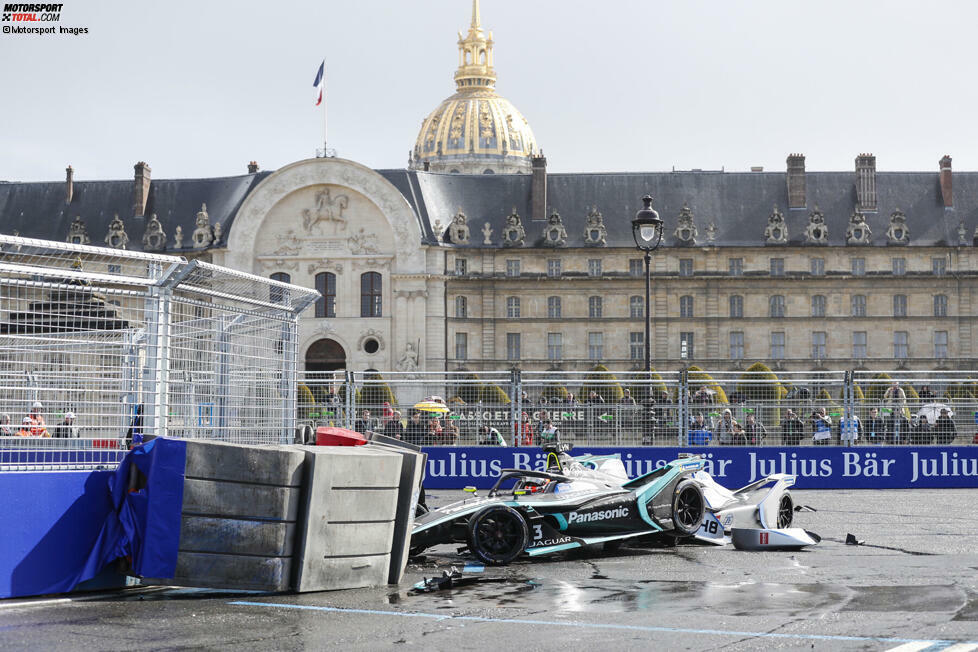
left=420, top=446, right=978, bottom=489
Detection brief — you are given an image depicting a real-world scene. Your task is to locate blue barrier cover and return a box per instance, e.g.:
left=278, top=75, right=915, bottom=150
left=84, top=437, right=187, bottom=585
left=419, top=446, right=978, bottom=490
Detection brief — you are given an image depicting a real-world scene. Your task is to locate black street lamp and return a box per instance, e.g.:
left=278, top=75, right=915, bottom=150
left=632, top=195, right=664, bottom=374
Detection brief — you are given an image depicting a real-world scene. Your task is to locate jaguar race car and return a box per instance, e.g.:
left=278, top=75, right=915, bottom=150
left=410, top=447, right=799, bottom=564
left=410, top=452, right=709, bottom=565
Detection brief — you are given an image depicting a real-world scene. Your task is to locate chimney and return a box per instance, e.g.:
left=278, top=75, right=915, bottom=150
left=247, top=161, right=259, bottom=174
left=786, top=154, right=806, bottom=208
left=65, top=165, right=74, bottom=204
left=855, top=153, right=877, bottom=211
left=423, top=160, right=430, bottom=172
left=940, top=155, right=953, bottom=208
left=531, top=152, right=547, bottom=221
left=132, top=161, right=151, bottom=217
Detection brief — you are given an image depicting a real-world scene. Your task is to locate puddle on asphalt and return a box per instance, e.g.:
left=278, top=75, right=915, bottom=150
left=394, top=576, right=967, bottom=617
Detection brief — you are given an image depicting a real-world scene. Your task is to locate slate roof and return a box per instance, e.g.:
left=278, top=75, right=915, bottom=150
left=0, top=172, right=270, bottom=252
left=3, top=166, right=977, bottom=251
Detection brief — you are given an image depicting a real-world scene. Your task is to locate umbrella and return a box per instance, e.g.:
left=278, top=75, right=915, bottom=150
left=917, top=402, right=953, bottom=425
left=414, top=400, right=449, bottom=414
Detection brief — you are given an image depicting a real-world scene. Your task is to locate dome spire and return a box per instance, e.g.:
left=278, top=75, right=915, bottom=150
left=454, top=0, right=495, bottom=91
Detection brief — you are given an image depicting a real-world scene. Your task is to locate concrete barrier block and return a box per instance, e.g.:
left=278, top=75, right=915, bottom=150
left=316, top=521, right=396, bottom=557
left=298, top=445, right=402, bottom=488
left=386, top=449, right=426, bottom=584
left=178, top=516, right=295, bottom=557
left=296, top=554, right=391, bottom=592
left=157, top=552, right=292, bottom=592
left=322, top=487, right=399, bottom=522
left=182, top=478, right=302, bottom=521
left=183, top=439, right=304, bottom=487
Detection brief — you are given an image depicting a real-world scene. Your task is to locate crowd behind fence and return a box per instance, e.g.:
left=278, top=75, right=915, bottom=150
left=298, top=369, right=978, bottom=448
left=0, top=235, right=318, bottom=472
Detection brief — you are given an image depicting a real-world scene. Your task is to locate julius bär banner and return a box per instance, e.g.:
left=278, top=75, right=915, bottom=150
left=419, top=446, right=978, bottom=490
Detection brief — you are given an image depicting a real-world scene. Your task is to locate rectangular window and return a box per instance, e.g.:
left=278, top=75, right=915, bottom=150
left=932, top=257, right=947, bottom=276
left=108, top=264, right=122, bottom=275
left=588, top=258, right=602, bottom=277
left=853, top=331, right=867, bottom=359
left=893, top=294, right=907, bottom=318
left=935, top=331, right=948, bottom=359
left=455, top=333, right=468, bottom=360
left=680, top=295, right=694, bottom=318
left=729, top=295, right=743, bottom=319
left=547, top=296, right=561, bottom=318
left=588, top=332, right=604, bottom=360
left=851, top=295, right=866, bottom=317
left=506, top=296, right=520, bottom=318
left=588, top=296, right=602, bottom=318
left=630, top=296, right=643, bottom=319
left=629, top=332, right=644, bottom=360
left=547, top=259, right=562, bottom=277
left=770, top=258, right=785, bottom=276
left=770, top=332, right=785, bottom=359
left=934, top=294, right=948, bottom=317
left=729, top=331, right=744, bottom=359
left=679, top=259, right=693, bottom=277
left=360, top=272, right=382, bottom=318
left=315, top=272, right=337, bottom=318
left=728, top=258, right=743, bottom=276
left=812, top=331, right=827, bottom=359
left=680, top=332, right=694, bottom=360
left=455, top=258, right=467, bottom=275
left=629, top=259, right=643, bottom=277
left=506, top=333, right=521, bottom=361
left=894, top=331, right=909, bottom=359
left=892, top=257, right=906, bottom=275
left=851, top=257, right=866, bottom=276
left=547, top=332, right=563, bottom=361
left=505, top=259, right=520, bottom=277
left=810, top=257, right=825, bottom=276
left=811, top=295, right=826, bottom=318
left=455, top=295, right=467, bottom=319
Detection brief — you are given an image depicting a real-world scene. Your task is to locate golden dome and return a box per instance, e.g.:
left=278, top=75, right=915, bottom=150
left=411, top=0, right=537, bottom=174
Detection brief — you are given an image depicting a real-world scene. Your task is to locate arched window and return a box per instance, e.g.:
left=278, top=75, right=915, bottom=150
left=729, top=295, right=744, bottom=319
left=270, top=272, right=290, bottom=304
left=455, top=295, right=468, bottom=318
left=811, top=295, right=826, bottom=318
left=360, top=272, right=382, bottom=318
left=630, top=296, right=643, bottom=319
left=315, top=272, right=336, bottom=318
left=934, top=294, right=948, bottom=317
left=547, top=296, right=561, bottom=319
left=679, top=295, right=694, bottom=318
left=769, top=295, right=786, bottom=318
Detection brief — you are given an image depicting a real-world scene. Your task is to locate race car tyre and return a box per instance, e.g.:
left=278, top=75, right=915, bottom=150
left=777, top=491, right=794, bottom=528
left=466, top=505, right=530, bottom=566
left=672, top=479, right=705, bottom=536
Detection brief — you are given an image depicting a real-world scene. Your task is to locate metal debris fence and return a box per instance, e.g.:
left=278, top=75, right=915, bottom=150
left=298, top=369, right=978, bottom=448
left=0, top=235, right=318, bottom=472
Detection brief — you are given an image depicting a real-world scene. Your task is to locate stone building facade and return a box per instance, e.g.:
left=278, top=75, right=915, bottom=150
left=2, top=3, right=977, bottom=375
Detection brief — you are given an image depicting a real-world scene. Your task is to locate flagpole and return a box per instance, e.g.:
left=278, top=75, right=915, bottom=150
left=322, top=62, right=328, bottom=156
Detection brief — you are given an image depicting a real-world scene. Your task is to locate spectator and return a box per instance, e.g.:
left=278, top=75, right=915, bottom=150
left=427, top=417, right=443, bottom=445
left=443, top=422, right=460, bottom=445
left=688, top=414, right=712, bottom=446
left=479, top=425, right=507, bottom=446
left=715, top=408, right=741, bottom=446
left=887, top=410, right=910, bottom=445
left=934, top=409, right=957, bottom=445
left=620, top=389, right=636, bottom=406
left=743, top=413, right=767, bottom=445
left=811, top=407, right=832, bottom=446
left=515, top=412, right=534, bottom=446
left=538, top=419, right=560, bottom=445
left=910, top=416, right=933, bottom=445
left=21, top=401, right=49, bottom=438
left=918, top=385, right=936, bottom=400
left=640, top=399, right=658, bottom=445
left=865, top=407, right=886, bottom=445
left=0, top=413, right=12, bottom=437
left=838, top=412, right=860, bottom=446
left=381, top=401, right=395, bottom=425
left=54, top=411, right=79, bottom=439
left=883, top=382, right=907, bottom=410
left=780, top=408, right=804, bottom=446
left=383, top=410, right=404, bottom=440
left=404, top=412, right=426, bottom=446
left=693, top=386, right=712, bottom=405
left=354, top=408, right=376, bottom=434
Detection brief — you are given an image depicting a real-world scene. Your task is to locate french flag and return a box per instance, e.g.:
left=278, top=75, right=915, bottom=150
left=313, top=61, right=325, bottom=106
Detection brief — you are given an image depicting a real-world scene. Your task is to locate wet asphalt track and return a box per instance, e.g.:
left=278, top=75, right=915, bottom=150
left=2, top=489, right=978, bottom=651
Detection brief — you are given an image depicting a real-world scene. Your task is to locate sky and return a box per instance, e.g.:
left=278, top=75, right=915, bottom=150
left=2, top=0, right=977, bottom=182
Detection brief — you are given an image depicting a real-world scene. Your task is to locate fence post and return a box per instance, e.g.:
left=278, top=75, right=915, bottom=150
left=510, top=368, right=521, bottom=446
left=344, top=369, right=354, bottom=429
left=279, top=319, right=297, bottom=444
left=678, top=367, right=688, bottom=446
left=843, top=369, right=854, bottom=439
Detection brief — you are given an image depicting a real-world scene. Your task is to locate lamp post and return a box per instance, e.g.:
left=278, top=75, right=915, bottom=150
left=632, top=195, right=664, bottom=374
